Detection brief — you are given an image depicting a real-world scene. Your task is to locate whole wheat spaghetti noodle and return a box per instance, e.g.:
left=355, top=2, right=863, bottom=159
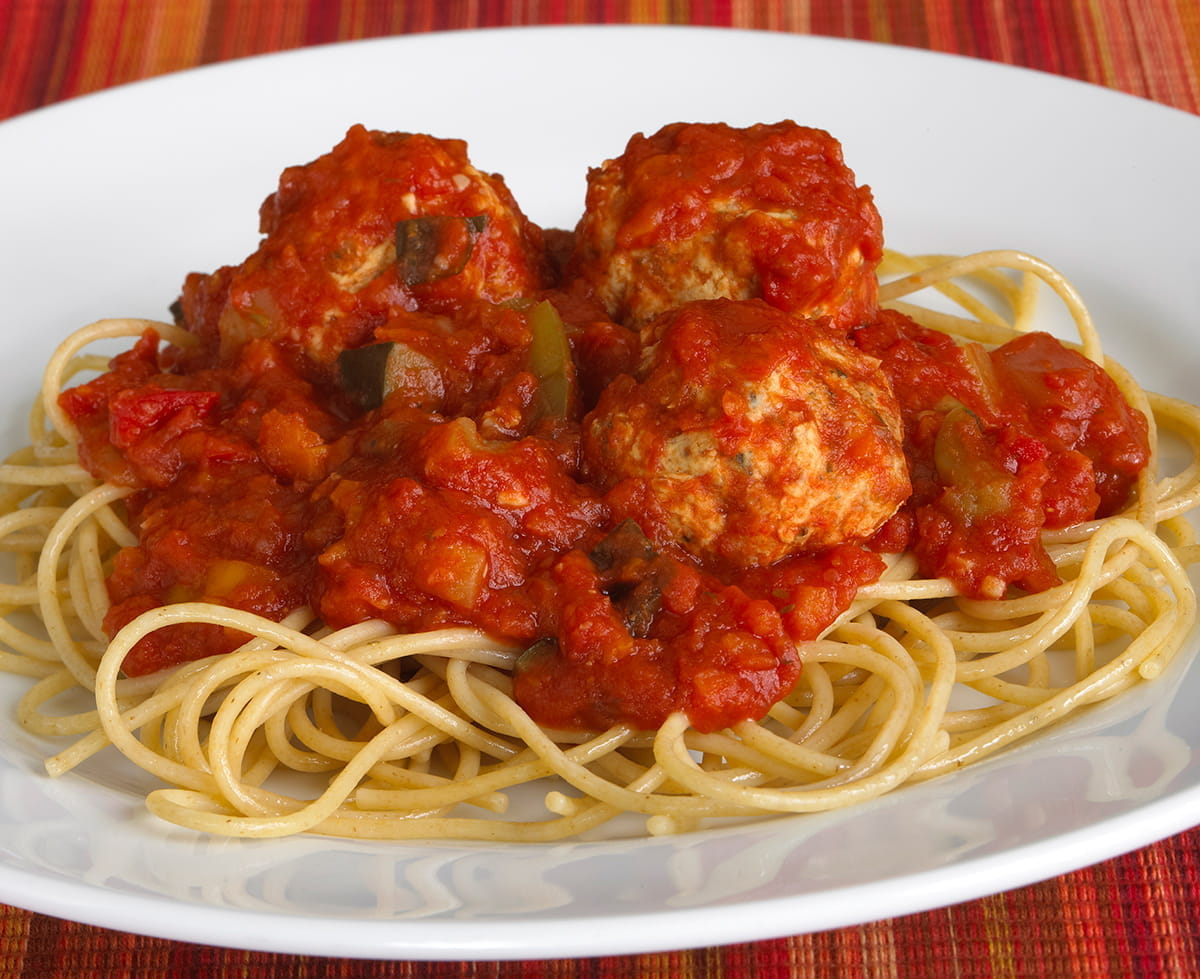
left=0, top=246, right=1195, bottom=841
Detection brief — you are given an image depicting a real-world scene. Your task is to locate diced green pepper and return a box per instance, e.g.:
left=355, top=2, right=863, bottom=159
left=527, top=299, right=574, bottom=419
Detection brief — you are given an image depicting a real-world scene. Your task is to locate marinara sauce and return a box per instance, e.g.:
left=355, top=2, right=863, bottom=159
left=855, top=310, right=1150, bottom=599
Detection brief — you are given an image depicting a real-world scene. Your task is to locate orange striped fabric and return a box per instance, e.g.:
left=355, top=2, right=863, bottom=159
left=1, top=2, right=1199, bottom=976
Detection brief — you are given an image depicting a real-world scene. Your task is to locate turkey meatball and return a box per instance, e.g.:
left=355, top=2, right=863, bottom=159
left=176, top=125, right=549, bottom=371
left=568, top=121, right=883, bottom=331
left=583, top=299, right=910, bottom=569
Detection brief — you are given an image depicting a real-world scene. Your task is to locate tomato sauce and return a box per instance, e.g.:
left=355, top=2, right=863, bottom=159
left=57, top=125, right=1152, bottom=733
left=854, top=311, right=1150, bottom=599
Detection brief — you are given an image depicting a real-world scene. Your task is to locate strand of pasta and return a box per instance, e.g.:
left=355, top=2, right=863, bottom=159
left=36, top=483, right=134, bottom=688
left=648, top=599, right=958, bottom=813
left=146, top=720, right=657, bottom=840
left=879, top=250, right=1038, bottom=331
left=916, top=534, right=1195, bottom=778
left=878, top=249, right=1102, bottom=362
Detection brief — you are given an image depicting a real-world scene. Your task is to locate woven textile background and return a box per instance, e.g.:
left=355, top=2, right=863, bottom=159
left=2, top=1, right=1200, bottom=976
left=4, top=0, right=1200, bottom=120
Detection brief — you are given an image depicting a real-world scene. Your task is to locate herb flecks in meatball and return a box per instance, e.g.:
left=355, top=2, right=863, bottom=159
left=568, top=121, right=883, bottom=331
left=583, top=299, right=910, bottom=570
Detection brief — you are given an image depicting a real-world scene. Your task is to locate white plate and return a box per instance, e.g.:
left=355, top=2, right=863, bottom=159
left=1, top=26, right=1199, bottom=961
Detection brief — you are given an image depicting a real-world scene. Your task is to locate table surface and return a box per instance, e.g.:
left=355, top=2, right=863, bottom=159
left=2, top=1, right=1199, bottom=976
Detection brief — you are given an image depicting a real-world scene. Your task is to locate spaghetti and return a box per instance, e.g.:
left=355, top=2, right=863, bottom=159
left=1, top=246, right=1197, bottom=841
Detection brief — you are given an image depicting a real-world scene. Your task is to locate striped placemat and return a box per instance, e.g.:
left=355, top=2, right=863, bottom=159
left=1, top=2, right=1199, bottom=976
left=6, top=842, right=1200, bottom=976
left=3, top=1, right=1198, bottom=121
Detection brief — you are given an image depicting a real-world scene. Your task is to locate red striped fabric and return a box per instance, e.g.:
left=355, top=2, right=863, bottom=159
left=2, top=0, right=1199, bottom=120
left=1, top=2, right=1199, bottom=976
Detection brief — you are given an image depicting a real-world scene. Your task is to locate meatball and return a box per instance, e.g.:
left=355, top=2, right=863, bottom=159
left=583, top=299, right=910, bottom=569
left=177, top=125, right=549, bottom=369
left=568, top=121, right=883, bottom=331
